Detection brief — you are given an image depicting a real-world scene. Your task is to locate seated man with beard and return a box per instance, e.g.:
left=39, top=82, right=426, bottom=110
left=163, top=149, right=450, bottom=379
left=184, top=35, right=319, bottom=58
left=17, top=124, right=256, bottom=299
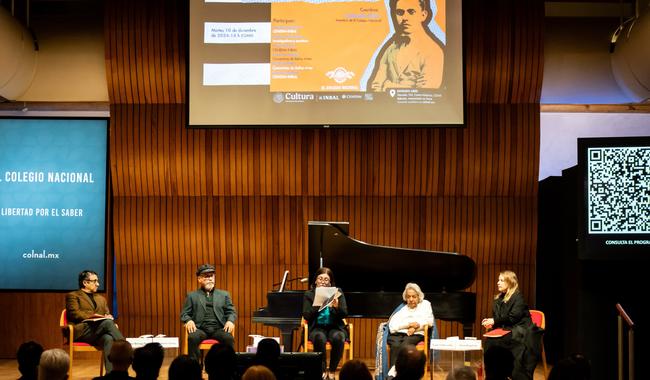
left=181, top=264, right=237, bottom=362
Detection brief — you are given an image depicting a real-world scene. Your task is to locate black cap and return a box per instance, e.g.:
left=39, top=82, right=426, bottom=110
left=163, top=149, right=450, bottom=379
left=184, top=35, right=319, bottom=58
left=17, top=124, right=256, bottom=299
left=196, top=264, right=215, bottom=276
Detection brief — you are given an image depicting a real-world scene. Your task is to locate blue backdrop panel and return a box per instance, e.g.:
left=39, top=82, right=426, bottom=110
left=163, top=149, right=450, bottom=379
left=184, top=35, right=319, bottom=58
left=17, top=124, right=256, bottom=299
left=0, top=118, right=108, bottom=291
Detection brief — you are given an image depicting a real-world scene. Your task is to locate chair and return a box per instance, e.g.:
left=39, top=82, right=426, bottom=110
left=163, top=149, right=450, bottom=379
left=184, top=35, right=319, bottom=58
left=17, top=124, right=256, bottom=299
left=59, top=309, right=104, bottom=378
left=386, top=323, right=433, bottom=377
left=529, top=309, right=548, bottom=379
left=417, top=323, right=432, bottom=375
left=301, top=318, right=354, bottom=367
left=182, top=325, right=231, bottom=364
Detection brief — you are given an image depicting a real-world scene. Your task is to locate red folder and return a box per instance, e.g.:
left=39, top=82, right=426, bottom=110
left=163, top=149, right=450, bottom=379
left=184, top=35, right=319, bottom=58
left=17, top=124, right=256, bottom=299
left=483, top=328, right=511, bottom=338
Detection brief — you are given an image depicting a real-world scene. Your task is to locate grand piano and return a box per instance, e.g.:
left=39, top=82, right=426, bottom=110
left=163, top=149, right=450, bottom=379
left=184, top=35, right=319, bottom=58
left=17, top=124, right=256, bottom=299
left=253, top=221, right=477, bottom=351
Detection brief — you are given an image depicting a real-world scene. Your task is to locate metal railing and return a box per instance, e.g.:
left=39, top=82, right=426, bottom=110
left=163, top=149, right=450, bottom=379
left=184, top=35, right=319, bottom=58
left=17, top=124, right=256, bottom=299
left=616, top=303, right=634, bottom=380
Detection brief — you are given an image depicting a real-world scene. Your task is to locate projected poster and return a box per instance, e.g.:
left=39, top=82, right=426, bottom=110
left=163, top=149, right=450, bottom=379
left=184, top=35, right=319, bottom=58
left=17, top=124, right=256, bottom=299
left=0, top=119, right=107, bottom=290
left=189, top=0, right=463, bottom=126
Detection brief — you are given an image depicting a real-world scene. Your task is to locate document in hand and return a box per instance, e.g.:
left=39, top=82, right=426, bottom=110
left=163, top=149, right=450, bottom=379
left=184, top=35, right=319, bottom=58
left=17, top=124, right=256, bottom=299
left=318, top=292, right=342, bottom=312
left=312, top=287, right=338, bottom=307
left=82, top=316, right=112, bottom=322
left=313, top=287, right=341, bottom=311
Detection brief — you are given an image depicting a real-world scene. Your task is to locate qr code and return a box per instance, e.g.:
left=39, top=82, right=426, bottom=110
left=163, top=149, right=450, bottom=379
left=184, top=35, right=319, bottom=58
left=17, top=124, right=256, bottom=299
left=588, top=147, right=650, bottom=234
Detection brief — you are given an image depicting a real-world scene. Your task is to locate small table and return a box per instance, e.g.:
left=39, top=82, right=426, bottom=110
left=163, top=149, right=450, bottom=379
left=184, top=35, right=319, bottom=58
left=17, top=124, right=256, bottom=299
left=430, top=338, right=483, bottom=380
left=126, top=336, right=179, bottom=351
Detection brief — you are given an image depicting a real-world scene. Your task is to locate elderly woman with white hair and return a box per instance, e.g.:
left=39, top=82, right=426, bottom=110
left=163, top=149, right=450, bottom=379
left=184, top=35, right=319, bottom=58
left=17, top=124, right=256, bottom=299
left=386, top=282, right=434, bottom=368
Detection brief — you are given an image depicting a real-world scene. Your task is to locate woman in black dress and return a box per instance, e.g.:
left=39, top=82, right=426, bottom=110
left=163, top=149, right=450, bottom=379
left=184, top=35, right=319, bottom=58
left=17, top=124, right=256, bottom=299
left=481, top=270, right=542, bottom=380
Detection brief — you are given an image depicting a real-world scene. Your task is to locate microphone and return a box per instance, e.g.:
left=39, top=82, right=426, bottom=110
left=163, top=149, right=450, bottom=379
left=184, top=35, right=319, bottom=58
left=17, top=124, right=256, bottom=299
left=272, top=276, right=309, bottom=288
left=275, top=277, right=308, bottom=285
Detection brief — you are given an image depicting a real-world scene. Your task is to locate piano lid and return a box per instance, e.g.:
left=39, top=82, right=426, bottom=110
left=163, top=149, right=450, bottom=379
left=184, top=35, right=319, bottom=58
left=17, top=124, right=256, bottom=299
left=308, top=221, right=476, bottom=293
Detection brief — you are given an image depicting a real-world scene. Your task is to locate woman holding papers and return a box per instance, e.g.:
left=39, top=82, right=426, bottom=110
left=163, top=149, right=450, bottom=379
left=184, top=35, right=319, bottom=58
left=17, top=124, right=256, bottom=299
left=481, top=270, right=542, bottom=380
left=302, top=267, right=348, bottom=380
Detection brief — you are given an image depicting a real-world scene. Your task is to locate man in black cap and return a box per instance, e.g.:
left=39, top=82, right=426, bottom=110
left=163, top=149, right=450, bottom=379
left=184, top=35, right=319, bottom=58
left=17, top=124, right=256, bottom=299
left=181, top=264, right=237, bottom=361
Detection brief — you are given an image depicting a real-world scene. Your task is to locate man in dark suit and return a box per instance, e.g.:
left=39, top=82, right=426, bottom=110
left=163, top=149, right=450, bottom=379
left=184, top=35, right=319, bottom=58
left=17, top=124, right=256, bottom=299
left=181, top=264, right=237, bottom=361
left=66, top=270, right=124, bottom=373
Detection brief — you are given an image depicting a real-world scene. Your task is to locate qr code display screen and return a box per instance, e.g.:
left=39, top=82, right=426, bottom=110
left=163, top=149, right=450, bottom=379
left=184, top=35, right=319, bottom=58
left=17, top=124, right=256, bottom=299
left=588, top=147, right=650, bottom=234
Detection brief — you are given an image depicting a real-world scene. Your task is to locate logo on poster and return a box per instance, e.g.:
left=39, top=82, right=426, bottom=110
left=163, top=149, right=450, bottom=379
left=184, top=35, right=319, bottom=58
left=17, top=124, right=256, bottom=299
left=326, top=67, right=355, bottom=84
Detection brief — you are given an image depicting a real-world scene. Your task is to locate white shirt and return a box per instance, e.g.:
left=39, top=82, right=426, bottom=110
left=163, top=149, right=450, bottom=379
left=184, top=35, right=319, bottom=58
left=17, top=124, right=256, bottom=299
left=388, top=299, right=434, bottom=335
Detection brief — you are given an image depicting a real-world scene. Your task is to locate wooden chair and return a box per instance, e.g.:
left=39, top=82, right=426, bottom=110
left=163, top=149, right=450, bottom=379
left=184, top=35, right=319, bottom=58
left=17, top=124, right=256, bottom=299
left=387, top=323, right=433, bottom=377
left=182, top=324, right=233, bottom=364
left=59, top=309, right=104, bottom=378
left=417, top=322, right=432, bottom=376
left=529, top=309, right=548, bottom=379
left=301, top=318, right=354, bottom=367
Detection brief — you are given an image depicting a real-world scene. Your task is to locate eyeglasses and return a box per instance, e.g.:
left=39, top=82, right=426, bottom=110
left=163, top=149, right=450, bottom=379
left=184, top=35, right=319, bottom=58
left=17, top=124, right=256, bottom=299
left=199, top=273, right=215, bottom=279
left=85, top=279, right=99, bottom=283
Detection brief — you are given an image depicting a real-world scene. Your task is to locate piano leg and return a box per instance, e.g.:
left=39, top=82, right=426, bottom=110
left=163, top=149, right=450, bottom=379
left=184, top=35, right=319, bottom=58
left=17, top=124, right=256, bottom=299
left=462, top=323, right=474, bottom=338
left=275, top=324, right=298, bottom=352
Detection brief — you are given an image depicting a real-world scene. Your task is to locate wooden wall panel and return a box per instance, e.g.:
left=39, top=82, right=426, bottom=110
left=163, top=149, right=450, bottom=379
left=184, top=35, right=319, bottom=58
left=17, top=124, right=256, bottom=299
left=0, top=0, right=543, bottom=360
left=0, top=294, right=61, bottom=358
left=109, top=104, right=539, bottom=199
left=464, top=1, right=544, bottom=104
left=105, top=0, right=185, bottom=104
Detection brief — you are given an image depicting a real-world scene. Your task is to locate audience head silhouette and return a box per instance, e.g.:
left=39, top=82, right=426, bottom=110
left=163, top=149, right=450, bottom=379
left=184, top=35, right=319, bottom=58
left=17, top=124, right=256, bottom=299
left=339, top=359, right=373, bottom=380
left=254, top=338, right=281, bottom=375
left=548, top=353, right=591, bottom=380
left=242, top=365, right=277, bottom=380
left=446, top=366, right=477, bottom=380
left=133, top=342, right=165, bottom=380
left=168, top=355, right=201, bottom=380
left=38, top=348, right=70, bottom=380
left=107, top=340, right=134, bottom=372
left=205, top=343, right=237, bottom=380
left=395, top=344, right=426, bottom=380
left=484, top=346, right=514, bottom=380
left=17, top=341, right=44, bottom=380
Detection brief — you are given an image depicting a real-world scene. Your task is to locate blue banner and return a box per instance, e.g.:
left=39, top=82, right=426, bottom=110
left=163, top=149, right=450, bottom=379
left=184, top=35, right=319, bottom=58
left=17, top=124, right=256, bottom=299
left=0, top=119, right=108, bottom=291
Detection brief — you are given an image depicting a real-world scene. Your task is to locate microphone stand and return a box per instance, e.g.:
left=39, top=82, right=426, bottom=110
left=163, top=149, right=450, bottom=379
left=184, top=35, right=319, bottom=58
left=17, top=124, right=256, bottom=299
left=272, top=277, right=308, bottom=291
left=319, top=226, right=324, bottom=268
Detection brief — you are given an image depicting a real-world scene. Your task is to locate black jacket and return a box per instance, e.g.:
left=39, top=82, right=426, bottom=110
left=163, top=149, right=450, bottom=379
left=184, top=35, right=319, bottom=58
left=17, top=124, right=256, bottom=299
left=180, top=288, right=237, bottom=328
left=302, top=288, right=348, bottom=337
left=491, top=290, right=543, bottom=378
left=492, top=290, right=533, bottom=339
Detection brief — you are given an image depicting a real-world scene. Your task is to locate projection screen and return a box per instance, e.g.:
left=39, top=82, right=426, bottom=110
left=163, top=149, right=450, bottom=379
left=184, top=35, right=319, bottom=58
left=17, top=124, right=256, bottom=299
left=188, top=0, right=463, bottom=127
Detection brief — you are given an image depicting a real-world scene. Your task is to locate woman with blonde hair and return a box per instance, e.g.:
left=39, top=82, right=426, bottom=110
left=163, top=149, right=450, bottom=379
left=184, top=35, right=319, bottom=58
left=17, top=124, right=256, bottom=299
left=481, top=271, right=542, bottom=380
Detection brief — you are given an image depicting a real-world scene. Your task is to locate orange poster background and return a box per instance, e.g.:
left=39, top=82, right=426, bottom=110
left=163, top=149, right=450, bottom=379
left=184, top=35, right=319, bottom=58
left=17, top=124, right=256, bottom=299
left=270, top=2, right=389, bottom=92
left=270, top=0, right=446, bottom=92
left=436, top=0, right=445, bottom=34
